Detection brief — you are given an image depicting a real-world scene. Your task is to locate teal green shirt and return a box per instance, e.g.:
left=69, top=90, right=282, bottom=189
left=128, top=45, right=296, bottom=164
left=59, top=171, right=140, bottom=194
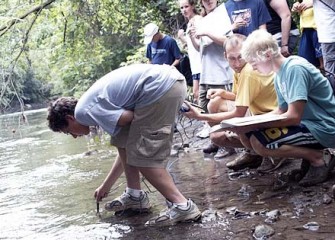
left=275, top=56, right=335, bottom=147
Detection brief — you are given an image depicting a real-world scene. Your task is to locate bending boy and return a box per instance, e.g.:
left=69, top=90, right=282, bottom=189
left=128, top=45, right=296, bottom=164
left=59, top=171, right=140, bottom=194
left=47, top=64, right=201, bottom=226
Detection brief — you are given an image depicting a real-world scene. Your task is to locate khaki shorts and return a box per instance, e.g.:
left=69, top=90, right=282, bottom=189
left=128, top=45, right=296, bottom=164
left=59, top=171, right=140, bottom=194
left=111, top=80, right=186, bottom=168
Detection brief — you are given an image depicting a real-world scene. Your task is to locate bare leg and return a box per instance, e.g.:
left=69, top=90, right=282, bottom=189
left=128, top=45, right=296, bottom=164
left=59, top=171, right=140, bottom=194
left=249, top=135, right=324, bottom=166
left=210, top=131, right=245, bottom=148
left=193, top=80, right=199, bottom=104
left=117, top=147, right=141, bottom=190
left=138, top=167, right=187, bottom=204
left=207, top=96, right=229, bottom=115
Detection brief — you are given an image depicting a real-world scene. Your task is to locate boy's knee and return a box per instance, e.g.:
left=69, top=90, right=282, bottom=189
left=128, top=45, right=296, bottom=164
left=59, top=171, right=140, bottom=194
left=249, top=135, right=267, bottom=156
left=210, top=132, right=228, bottom=146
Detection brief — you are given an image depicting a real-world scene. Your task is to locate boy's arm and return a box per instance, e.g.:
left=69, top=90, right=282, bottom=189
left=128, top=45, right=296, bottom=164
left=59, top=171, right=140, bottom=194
left=184, top=105, right=248, bottom=125
left=94, top=154, right=124, bottom=201
left=118, top=110, right=134, bottom=126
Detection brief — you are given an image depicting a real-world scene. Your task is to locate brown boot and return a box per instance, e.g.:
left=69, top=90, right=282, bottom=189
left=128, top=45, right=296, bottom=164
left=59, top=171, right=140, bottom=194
left=226, top=152, right=262, bottom=171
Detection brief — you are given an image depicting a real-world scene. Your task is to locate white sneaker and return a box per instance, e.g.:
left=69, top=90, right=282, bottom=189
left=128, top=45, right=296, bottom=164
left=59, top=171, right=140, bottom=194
left=214, top=147, right=236, bottom=160
left=196, top=123, right=210, bottom=139
left=105, top=191, right=151, bottom=212
left=145, top=199, right=201, bottom=227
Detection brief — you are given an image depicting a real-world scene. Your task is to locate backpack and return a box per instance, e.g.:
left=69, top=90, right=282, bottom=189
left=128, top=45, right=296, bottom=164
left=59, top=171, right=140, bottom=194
left=176, top=54, right=193, bottom=87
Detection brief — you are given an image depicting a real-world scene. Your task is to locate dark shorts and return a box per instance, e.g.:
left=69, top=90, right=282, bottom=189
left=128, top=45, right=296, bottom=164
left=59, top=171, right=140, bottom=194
left=192, top=73, right=200, bottom=81
left=298, top=28, right=322, bottom=67
left=246, top=124, right=324, bottom=150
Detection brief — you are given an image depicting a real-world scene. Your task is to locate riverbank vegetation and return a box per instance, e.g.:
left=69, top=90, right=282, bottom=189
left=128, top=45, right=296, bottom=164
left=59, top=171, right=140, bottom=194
left=0, top=0, right=296, bottom=113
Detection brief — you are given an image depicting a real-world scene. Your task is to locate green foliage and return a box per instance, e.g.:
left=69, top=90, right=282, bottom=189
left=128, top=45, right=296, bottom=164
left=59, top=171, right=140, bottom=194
left=1, top=0, right=301, bottom=113
left=0, top=0, right=189, bottom=112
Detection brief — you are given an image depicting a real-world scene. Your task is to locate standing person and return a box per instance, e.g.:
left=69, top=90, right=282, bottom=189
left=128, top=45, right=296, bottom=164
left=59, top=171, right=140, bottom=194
left=178, top=0, right=202, bottom=104
left=313, top=0, right=335, bottom=74
left=189, top=0, right=233, bottom=146
left=144, top=22, right=181, bottom=67
left=225, top=0, right=271, bottom=36
left=47, top=64, right=201, bottom=227
left=292, top=0, right=323, bottom=69
left=264, top=0, right=300, bottom=57
left=237, top=29, right=335, bottom=187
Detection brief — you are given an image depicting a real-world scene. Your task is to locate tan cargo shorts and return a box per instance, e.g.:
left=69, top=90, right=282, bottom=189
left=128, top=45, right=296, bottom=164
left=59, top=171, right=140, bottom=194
left=111, top=79, right=186, bottom=168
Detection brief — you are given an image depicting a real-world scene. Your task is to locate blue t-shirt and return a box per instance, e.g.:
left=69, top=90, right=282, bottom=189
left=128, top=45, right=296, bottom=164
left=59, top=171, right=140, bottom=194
left=75, top=64, right=185, bottom=136
left=146, top=35, right=181, bottom=65
left=275, top=56, right=335, bottom=147
left=225, top=0, right=271, bottom=36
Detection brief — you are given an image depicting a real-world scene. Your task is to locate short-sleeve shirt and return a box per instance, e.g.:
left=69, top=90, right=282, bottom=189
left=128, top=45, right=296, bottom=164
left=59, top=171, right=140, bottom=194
left=275, top=56, right=335, bottom=147
left=146, top=35, right=181, bottom=65
left=225, top=0, right=271, bottom=36
left=75, top=64, right=184, bottom=136
left=234, top=63, right=277, bottom=115
left=198, top=4, right=233, bottom=85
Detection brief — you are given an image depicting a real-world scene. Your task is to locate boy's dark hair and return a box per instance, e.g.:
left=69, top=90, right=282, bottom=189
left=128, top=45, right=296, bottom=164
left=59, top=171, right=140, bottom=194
left=47, top=97, right=78, bottom=132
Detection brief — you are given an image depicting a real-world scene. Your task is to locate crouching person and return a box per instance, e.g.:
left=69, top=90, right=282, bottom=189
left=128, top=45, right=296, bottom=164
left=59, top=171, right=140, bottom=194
left=236, top=29, right=335, bottom=186
left=47, top=64, right=201, bottom=226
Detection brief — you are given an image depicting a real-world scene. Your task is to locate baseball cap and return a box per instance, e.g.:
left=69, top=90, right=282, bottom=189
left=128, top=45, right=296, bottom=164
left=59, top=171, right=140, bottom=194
left=143, top=23, right=159, bottom=44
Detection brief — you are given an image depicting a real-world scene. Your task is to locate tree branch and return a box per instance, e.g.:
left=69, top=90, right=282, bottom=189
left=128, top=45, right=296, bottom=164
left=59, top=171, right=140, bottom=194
left=0, top=0, right=57, bottom=37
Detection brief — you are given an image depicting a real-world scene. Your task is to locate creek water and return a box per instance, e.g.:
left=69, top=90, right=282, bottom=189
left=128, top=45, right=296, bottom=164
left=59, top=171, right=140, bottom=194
left=0, top=109, right=130, bottom=239
left=1, top=109, right=335, bottom=240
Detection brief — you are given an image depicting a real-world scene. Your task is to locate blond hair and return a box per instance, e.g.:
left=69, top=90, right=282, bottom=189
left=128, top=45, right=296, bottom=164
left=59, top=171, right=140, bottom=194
left=241, top=30, right=280, bottom=62
left=224, top=33, right=246, bottom=52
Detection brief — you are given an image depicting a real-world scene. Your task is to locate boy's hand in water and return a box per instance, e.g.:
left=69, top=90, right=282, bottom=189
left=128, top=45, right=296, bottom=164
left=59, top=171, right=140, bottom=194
left=94, top=184, right=109, bottom=201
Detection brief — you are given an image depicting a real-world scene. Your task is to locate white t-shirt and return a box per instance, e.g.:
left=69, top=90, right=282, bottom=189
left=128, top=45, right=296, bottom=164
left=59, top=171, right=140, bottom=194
left=313, top=0, right=335, bottom=43
left=186, top=16, right=202, bottom=75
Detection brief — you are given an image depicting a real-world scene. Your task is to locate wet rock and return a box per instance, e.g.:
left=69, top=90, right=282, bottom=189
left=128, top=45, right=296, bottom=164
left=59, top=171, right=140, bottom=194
left=228, top=170, right=252, bottom=181
left=302, top=222, right=319, bottom=231
left=332, top=184, right=335, bottom=199
left=226, top=206, right=238, bottom=215
left=265, top=209, right=280, bottom=223
left=238, top=184, right=255, bottom=198
left=253, top=224, right=275, bottom=239
left=201, top=209, right=218, bottom=223
left=322, top=193, right=333, bottom=205
left=272, top=172, right=289, bottom=191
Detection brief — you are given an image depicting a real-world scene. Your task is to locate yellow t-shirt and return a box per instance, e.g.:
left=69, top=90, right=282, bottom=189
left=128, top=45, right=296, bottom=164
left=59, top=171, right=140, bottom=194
left=300, top=8, right=317, bottom=30
left=234, top=63, right=277, bottom=115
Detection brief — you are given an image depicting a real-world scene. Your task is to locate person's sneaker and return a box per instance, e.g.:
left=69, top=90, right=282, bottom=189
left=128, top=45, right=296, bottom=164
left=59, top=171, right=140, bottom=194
left=202, top=143, right=219, bottom=154
left=299, top=165, right=329, bottom=187
left=226, top=152, right=262, bottom=171
left=145, top=199, right=201, bottom=227
left=105, top=191, right=151, bottom=212
left=196, top=124, right=210, bottom=139
left=214, top=147, right=236, bottom=160
left=257, top=157, right=288, bottom=173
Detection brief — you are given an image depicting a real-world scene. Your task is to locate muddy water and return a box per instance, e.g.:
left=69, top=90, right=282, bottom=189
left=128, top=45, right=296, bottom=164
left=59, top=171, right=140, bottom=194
left=1, top=110, right=335, bottom=239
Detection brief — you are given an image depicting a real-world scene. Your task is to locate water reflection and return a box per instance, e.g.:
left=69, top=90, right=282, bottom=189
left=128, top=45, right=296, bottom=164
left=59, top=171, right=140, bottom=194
left=0, top=109, right=129, bottom=239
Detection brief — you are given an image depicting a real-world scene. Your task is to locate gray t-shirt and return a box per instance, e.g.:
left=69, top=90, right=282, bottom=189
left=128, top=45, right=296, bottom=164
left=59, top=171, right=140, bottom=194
left=75, top=64, right=184, bottom=136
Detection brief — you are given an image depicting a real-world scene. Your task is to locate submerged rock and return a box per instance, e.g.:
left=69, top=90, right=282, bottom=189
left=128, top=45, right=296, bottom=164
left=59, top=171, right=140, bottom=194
left=253, top=224, right=275, bottom=239
left=303, top=222, right=319, bottom=231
